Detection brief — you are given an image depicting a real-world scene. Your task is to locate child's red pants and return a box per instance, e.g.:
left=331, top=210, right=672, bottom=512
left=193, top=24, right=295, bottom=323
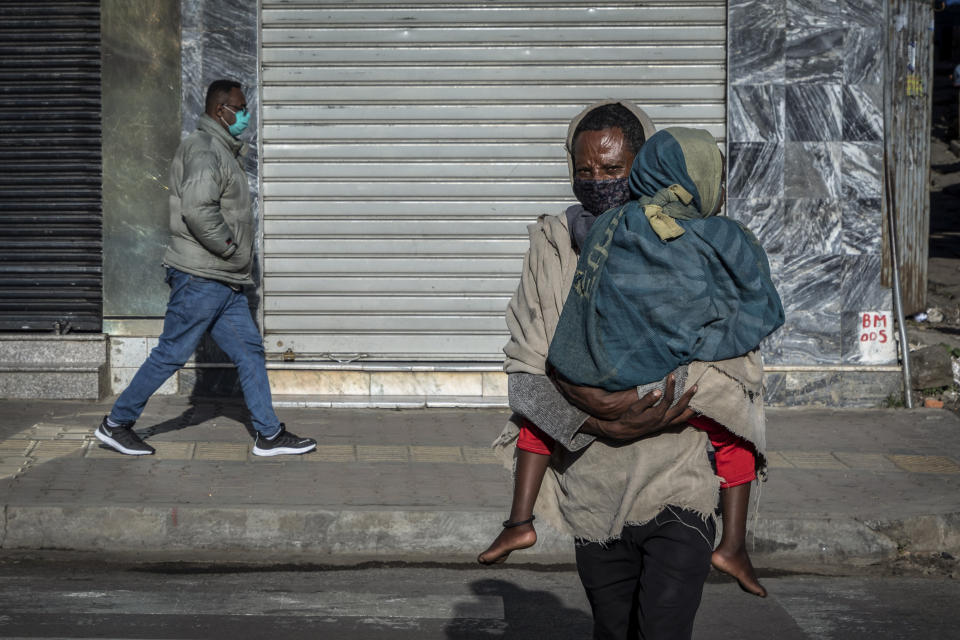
left=517, top=414, right=756, bottom=489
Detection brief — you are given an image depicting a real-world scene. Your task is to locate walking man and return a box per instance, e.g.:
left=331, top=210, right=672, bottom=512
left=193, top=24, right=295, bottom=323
left=492, top=101, right=740, bottom=638
left=96, top=79, right=316, bottom=458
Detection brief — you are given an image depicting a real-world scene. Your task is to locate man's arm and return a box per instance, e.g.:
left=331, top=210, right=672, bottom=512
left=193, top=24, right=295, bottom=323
left=509, top=372, right=595, bottom=451
left=179, top=151, right=237, bottom=259
left=510, top=372, right=698, bottom=451
left=577, top=374, right=698, bottom=441
left=546, top=364, right=638, bottom=420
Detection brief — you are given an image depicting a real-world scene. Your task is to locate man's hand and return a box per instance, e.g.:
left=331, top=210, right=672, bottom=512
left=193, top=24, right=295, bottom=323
left=547, top=365, right=637, bottom=420
left=577, top=374, right=697, bottom=441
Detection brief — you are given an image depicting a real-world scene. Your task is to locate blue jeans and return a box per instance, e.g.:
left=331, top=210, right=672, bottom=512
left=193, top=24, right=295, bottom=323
left=110, top=267, right=281, bottom=438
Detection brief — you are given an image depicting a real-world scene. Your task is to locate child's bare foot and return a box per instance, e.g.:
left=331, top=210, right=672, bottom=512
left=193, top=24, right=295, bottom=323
left=712, top=546, right=767, bottom=597
left=477, top=522, right=537, bottom=565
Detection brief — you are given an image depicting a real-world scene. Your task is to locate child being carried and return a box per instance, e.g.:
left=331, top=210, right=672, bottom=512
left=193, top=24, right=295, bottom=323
left=479, top=127, right=784, bottom=599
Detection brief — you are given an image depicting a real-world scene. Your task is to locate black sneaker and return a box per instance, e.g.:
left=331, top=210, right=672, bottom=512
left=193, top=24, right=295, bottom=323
left=252, top=425, right=316, bottom=457
left=95, top=416, right=155, bottom=455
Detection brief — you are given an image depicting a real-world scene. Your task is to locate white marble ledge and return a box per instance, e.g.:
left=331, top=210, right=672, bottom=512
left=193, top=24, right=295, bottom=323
left=272, top=395, right=508, bottom=409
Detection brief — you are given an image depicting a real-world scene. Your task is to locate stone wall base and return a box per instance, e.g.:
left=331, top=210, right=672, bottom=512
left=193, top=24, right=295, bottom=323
left=104, top=336, right=905, bottom=408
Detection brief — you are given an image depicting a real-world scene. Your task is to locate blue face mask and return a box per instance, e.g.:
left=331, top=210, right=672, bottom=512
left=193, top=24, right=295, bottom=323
left=222, top=105, right=251, bottom=137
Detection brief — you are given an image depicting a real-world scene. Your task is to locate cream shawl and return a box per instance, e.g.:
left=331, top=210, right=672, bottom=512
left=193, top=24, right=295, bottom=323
left=498, top=213, right=729, bottom=542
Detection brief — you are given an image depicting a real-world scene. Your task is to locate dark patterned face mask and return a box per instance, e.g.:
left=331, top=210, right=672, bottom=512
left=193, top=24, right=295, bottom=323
left=572, top=177, right=631, bottom=215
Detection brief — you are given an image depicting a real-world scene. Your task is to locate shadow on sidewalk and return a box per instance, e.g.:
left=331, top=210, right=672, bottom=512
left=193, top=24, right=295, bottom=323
left=135, top=335, right=258, bottom=442
left=444, top=577, right=592, bottom=639
left=136, top=399, right=256, bottom=441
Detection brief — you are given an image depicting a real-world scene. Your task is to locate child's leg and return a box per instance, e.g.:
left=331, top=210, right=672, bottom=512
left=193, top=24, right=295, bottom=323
left=688, top=415, right=767, bottom=597
left=478, top=418, right=553, bottom=565
left=715, top=480, right=766, bottom=597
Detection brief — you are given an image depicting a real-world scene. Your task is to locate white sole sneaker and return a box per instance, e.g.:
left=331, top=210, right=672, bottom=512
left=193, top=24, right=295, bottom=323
left=95, top=426, right=155, bottom=455
left=251, top=442, right=317, bottom=457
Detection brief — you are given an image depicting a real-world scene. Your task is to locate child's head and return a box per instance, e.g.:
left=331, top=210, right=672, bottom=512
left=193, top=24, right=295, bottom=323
left=628, top=127, right=725, bottom=217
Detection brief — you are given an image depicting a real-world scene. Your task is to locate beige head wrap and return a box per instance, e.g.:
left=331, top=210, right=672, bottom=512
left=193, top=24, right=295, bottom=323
left=564, top=100, right=657, bottom=184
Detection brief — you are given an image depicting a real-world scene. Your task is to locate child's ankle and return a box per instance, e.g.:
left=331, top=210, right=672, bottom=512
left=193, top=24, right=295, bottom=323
left=714, top=541, right=746, bottom=556
left=504, top=514, right=535, bottom=528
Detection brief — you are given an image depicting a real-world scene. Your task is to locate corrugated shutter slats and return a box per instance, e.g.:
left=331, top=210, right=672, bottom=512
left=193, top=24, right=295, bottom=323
left=0, top=1, right=103, bottom=332
left=260, top=1, right=725, bottom=360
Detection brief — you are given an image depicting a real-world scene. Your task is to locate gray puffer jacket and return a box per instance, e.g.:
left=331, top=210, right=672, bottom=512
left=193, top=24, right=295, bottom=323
left=163, top=113, right=254, bottom=286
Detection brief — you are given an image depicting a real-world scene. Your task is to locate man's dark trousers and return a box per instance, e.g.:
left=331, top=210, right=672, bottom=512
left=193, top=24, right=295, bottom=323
left=575, top=506, right=715, bottom=639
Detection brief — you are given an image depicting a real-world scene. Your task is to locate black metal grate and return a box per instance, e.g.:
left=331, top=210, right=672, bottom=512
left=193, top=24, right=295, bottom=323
left=0, top=1, right=102, bottom=332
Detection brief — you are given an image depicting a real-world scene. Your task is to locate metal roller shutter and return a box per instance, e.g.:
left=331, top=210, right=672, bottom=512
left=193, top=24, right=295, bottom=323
left=0, top=1, right=103, bottom=332
left=260, top=0, right=725, bottom=361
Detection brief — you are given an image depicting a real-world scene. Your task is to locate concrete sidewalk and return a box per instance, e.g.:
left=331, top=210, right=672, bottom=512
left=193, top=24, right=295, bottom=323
left=0, top=396, right=958, bottom=569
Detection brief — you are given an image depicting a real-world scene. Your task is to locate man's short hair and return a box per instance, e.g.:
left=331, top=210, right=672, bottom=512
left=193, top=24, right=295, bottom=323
left=205, top=79, right=242, bottom=113
left=571, top=103, right=646, bottom=157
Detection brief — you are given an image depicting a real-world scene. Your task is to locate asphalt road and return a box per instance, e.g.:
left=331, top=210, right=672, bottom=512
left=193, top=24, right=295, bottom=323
left=0, top=557, right=957, bottom=639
